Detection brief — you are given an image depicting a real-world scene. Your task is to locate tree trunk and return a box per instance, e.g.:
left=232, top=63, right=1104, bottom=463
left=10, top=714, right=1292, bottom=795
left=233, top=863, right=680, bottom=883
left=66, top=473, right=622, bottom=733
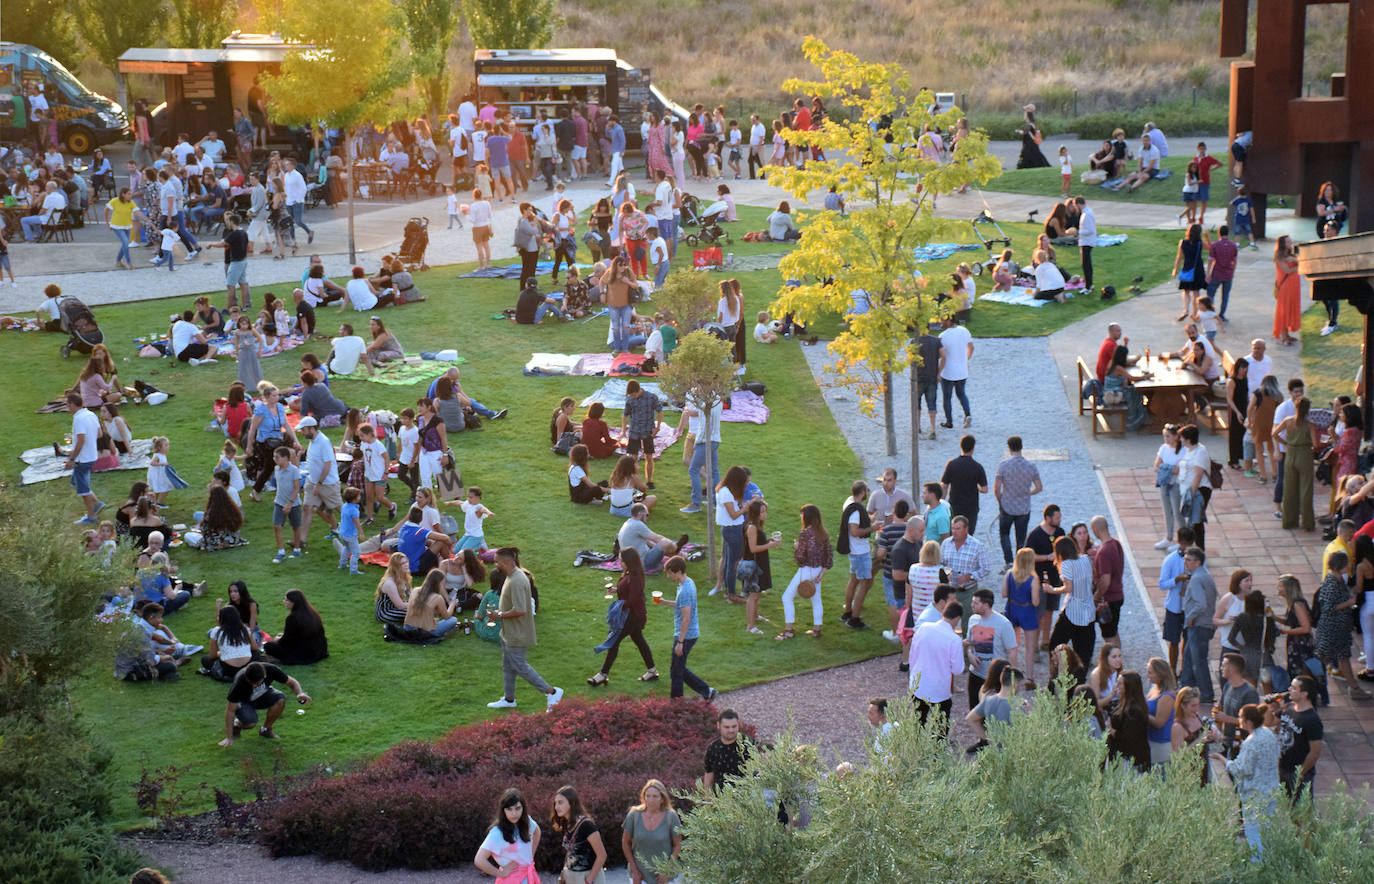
left=345, top=128, right=357, bottom=264
left=882, top=370, right=897, bottom=457
left=704, top=400, right=718, bottom=579
left=909, top=365, right=920, bottom=496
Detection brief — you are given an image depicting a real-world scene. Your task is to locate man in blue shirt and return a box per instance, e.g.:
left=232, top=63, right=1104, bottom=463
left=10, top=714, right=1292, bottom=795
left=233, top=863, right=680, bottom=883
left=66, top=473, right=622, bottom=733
left=1158, top=526, right=1193, bottom=675
left=606, top=114, right=626, bottom=185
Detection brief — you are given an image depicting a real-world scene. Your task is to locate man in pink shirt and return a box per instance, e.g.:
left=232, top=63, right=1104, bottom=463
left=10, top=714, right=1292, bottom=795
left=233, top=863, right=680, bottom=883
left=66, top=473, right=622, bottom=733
left=908, top=601, right=966, bottom=737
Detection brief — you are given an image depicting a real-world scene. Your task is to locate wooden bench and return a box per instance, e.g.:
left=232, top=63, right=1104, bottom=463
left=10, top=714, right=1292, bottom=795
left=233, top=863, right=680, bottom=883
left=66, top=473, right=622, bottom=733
left=1077, top=356, right=1127, bottom=437
left=1204, top=350, right=1235, bottom=433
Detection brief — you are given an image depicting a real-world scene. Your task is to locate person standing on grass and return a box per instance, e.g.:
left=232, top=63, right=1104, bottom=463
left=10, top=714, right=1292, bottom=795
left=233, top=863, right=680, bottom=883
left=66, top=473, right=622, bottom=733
left=838, top=480, right=877, bottom=630
left=63, top=392, right=105, bottom=525
left=487, top=547, right=564, bottom=710
left=270, top=446, right=304, bottom=564
left=297, top=417, right=339, bottom=541
left=941, top=434, right=987, bottom=533
left=620, top=380, right=662, bottom=489
left=666, top=554, right=718, bottom=701
left=994, top=436, right=1042, bottom=568
left=1075, top=196, right=1097, bottom=294
left=588, top=546, right=657, bottom=687
left=217, top=661, right=310, bottom=747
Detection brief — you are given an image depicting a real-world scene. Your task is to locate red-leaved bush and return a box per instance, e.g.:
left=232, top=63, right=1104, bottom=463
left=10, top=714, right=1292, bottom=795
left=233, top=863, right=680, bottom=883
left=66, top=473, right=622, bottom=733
left=260, top=697, right=747, bottom=872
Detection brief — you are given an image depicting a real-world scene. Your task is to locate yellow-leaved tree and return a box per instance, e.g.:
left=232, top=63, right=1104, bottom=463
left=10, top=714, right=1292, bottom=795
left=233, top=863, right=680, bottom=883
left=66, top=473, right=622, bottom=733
left=257, top=0, right=413, bottom=261
left=769, top=38, right=1000, bottom=476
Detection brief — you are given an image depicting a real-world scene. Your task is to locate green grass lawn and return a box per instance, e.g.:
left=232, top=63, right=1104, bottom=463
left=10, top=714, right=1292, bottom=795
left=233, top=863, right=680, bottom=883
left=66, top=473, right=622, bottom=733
left=988, top=155, right=1291, bottom=209
left=10, top=243, right=882, bottom=827
left=1299, top=302, right=1360, bottom=403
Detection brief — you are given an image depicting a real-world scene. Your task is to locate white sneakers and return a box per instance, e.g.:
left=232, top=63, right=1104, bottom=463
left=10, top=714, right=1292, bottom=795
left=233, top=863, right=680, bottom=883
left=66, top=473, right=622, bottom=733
left=546, top=686, right=564, bottom=709
left=486, top=697, right=517, bottom=709
left=1321, top=324, right=1337, bottom=336
left=1153, top=538, right=1171, bottom=550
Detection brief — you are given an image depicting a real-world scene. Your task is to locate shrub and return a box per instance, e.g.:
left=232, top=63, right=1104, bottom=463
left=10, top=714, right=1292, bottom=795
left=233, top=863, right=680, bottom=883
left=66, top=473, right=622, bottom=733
left=260, top=697, right=729, bottom=872
left=0, top=703, right=140, bottom=883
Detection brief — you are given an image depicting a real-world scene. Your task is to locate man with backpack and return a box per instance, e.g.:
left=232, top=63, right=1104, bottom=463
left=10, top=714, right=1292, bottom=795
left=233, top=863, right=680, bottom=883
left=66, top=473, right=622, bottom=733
left=838, top=480, right=877, bottom=630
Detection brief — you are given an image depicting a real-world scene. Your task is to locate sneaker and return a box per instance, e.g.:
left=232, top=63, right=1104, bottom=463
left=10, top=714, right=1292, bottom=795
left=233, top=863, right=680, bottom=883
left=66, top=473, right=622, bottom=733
left=74, top=515, right=97, bottom=525
left=899, top=662, right=909, bottom=673
left=290, top=547, right=303, bottom=558
left=679, top=504, right=702, bottom=514
left=706, top=688, right=719, bottom=702
left=307, top=230, right=315, bottom=245
left=186, top=250, right=199, bottom=259
left=200, top=358, right=217, bottom=364
left=1243, top=469, right=1259, bottom=478
left=848, top=618, right=869, bottom=630
left=925, top=431, right=937, bottom=440
left=188, top=358, right=201, bottom=367
left=493, top=409, right=508, bottom=420
left=1321, top=324, right=1336, bottom=336
left=1153, top=538, right=1171, bottom=550
left=839, top=611, right=853, bottom=624
left=93, top=500, right=107, bottom=515
left=487, top=697, right=518, bottom=709
left=1250, top=242, right=1258, bottom=250
left=940, top=421, right=954, bottom=429
left=150, top=257, right=162, bottom=265
left=1274, top=510, right=1282, bottom=520
left=962, top=415, right=972, bottom=427
left=882, top=629, right=899, bottom=643
left=708, top=586, right=722, bottom=596
left=545, top=686, right=564, bottom=709
left=272, top=551, right=287, bottom=564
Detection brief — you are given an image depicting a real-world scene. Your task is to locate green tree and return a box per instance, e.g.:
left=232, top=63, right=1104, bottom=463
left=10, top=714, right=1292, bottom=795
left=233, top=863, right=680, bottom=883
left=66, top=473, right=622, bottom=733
left=259, top=0, right=413, bottom=262
left=0, top=0, right=81, bottom=68
left=768, top=38, right=1000, bottom=469
left=168, top=0, right=240, bottom=49
left=658, top=330, right=736, bottom=575
left=400, top=0, right=459, bottom=117
left=653, top=269, right=720, bottom=334
left=462, top=0, right=559, bottom=49
left=75, top=0, right=164, bottom=111
left=675, top=684, right=1271, bottom=883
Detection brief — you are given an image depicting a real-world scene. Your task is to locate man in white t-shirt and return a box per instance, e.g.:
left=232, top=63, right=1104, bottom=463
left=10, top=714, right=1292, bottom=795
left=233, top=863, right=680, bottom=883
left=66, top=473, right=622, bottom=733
left=281, top=159, right=314, bottom=243
left=1116, top=134, right=1162, bottom=192
left=64, top=392, right=105, bottom=524
left=938, top=318, right=974, bottom=429
left=37, top=284, right=63, bottom=331
left=1168, top=322, right=1220, bottom=381
left=171, top=134, right=196, bottom=166
left=297, top=417, right=341, bottom=537
left=458, top=96, right=478, bottom=135
left=681, top=394, right=723, bottom=513
left=170, top=309, right=212, bottom=364
left=327, top=323, right=369, bottom=376
left=748, top=114, right=766, bottom=179
left=198, top=130, right=227, bottom=167
left=648, top=226, right=670, bottom=290
left=1246, top=338, right=1273, bottom=389
left=649, top=171, right=676, bottom=255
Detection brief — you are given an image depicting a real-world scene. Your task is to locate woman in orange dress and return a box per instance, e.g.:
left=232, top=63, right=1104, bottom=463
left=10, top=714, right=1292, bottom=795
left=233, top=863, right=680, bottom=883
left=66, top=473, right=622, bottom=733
left=1273, top=235, right=1301, bottom=346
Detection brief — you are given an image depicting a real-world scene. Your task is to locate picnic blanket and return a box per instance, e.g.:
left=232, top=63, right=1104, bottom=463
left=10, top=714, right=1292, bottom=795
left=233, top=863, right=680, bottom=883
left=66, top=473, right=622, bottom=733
left=709, top=252, right=788, bottom=272
left=610, top=353, right=656, bottom=376
left=913, top=242, right=982, bottom=263
left=1, top=316, right=43, bottom=331
left=1100, top=169, right=1171, bottom=190
left=345, top=357, right=465, bottom=387
left=577, top=380, right=770, bottom=424
left=525, top=353, right=587, bottom=376
left=523, top=352, right=652, bottom=377
left=1096, top=233, right=1129, bottom=248
left=461, top=260, right=593, bottom=280
left=20, top=438, right=155, bottom=485
left=135, top=333, right=307, bottom=359
left=593, top=542, right=705, bottom=574
left=977, top=280, right=1087, bottom=308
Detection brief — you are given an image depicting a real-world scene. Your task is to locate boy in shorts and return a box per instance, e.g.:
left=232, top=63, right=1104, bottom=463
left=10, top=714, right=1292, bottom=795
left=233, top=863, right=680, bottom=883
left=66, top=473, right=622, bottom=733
left=1230, top=186, right=1256, bottom=250
left=620, top=379, right=663, bottom=487
left=357, top=423, right=395, bottom=524
left=271, top=446, right=303, bottom=563
left=458, top=486, right=492, bottom=551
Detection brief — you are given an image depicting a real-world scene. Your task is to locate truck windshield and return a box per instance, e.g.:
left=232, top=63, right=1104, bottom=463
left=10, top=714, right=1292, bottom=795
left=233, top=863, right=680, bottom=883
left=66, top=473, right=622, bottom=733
left=28, top=47, right=93, bottom=100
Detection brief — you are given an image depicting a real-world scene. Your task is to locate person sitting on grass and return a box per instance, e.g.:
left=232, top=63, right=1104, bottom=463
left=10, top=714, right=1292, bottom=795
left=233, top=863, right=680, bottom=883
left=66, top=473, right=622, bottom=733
left=116, top=602, right=181, bottom=682
left=515, top=277, right=567, bottom=325
left=404, top=569, right=461, bottom=637
left=754, top=311, right=779, bottom=344
left=609, top=454, right=656, bottom=516
left=581, top=401, right=619, bottom=459
left=218, top=660, right=311, bottom=747
left=1033, top=250, right=1068, bottom=303
left=200, top=604, right=259, bottom=682
left=375, top=552, right=411, bottom=626
left=568, top=444, right=607, bottom=504
left=263, top=588, right=328, bottom=665
left=1112, top=134, right=1162, bottom=192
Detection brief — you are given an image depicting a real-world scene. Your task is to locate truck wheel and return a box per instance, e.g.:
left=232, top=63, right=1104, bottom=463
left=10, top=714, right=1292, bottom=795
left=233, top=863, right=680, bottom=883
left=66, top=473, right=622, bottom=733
left=65, top=126, right=95, bottom=155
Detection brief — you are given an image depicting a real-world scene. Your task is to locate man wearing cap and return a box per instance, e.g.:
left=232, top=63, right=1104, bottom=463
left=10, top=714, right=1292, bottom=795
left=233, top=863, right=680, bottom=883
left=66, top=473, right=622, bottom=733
left=297, top=417, right=340, bottom=540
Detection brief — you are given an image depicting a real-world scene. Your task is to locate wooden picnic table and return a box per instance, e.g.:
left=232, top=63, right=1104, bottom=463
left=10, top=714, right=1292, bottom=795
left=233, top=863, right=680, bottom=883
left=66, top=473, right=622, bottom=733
left=1130, top=356, right=1212, bottom=426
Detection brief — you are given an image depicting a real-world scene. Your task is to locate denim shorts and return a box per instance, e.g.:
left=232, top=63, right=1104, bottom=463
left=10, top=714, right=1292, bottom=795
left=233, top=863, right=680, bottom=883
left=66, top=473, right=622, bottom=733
left=1162, top=609, right=1185, bottom=643
left=0, top=253, right=10, bottom=270
left=273, top=503, right=301, bottom=528
left=70, top=461, right=93, bottom=495
left=849, top=552, right=872, bottom=580
left=881, top=573, right=904, bottom=607
left=225, top=260, right=248, bottom=287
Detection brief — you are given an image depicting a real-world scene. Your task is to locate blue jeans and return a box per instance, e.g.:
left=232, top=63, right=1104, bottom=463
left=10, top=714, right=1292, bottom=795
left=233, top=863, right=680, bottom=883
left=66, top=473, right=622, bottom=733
left=609, top=304, right=635, bottom=351
left=689, top=440, right=720, bottom=507
left=1206, top=277, right=1233, bottom=318
left=721, top=523, right=743, bottom=593
left=1241, top=797, right=1275, bottom=859
left=189, top=206, right=224, bottom=229
left=432, top=616, right=458, bottom=636
left=534, top=302, right=564, bottom=323
left=669, top=636, right=710, bottom=698
left=470, top=399, right=497, bottom=419
left=113, top=227, right=132, bottom=265
left=21, top=214, right=46, bottom=241
left=654, top=261, right=670, bottom=289
left=940, top=378, right=970, bottom=423
left=156, top=247, right=175, bottom=269
left=171, top=210, right=199, bottom=251
left=998, top=508, right=1030, bottom=565
left=289, top=201, right=312, bottom=235
left=1178, top=625, right=1215, bottom=704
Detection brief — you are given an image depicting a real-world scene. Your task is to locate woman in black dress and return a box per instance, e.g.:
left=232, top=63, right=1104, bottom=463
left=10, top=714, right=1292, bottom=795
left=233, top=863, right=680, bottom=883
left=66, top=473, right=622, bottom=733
left=1225, top=357, right=1249, bottom=468
left=1015, top=105, right=1050, bottom=169
left=1106, top=670, right=1152, bottom=773
left=1172, top=223, right=1207, bottom=320
left=741, top=499, right=780, bottom=636
left=264, top=589, right=329, bottom=665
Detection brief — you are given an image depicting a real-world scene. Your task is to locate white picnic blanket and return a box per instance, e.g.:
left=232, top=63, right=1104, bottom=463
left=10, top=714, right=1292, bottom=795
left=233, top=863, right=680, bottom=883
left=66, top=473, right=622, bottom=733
left=20, top=438, right=155, bottom=485
left=977, top=286, right=1076, bottom=308
left=524, top=353, right=586, bottom=375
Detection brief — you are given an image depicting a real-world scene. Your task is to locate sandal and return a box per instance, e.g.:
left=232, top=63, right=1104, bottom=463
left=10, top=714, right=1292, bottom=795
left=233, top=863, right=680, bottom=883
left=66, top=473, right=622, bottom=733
left=746, top=626, right=764, bottom=635
left=637, top=668, right=659, bottom=682
left=586, top=672, right=609, bottom=687
left=805, top=627, right=822, bottom=637
left=775, top=629, right=795, bottom=641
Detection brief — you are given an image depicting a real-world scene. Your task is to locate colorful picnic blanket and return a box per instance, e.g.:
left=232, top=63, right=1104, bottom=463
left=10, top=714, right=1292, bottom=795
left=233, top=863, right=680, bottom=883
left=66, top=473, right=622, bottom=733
left=523, top=352, right=653, bottom=377
left=1100, top=169, right=1171, bottom=190
left=20, top=438, right=155, bottom=485
left=912, top=242, right=982, bottom=262
left=344, top=357, right=466, bottom=387
left=0, top=316, right=42, bottom=331
left=976, top=280, right=1087, bottom=308
left=461, top=260, right=593, bottom=280
left=577, top=380, right=770, bottom=424
left=579, top=379, right=675, bottom=411
left=594, top=543, right=705, bottom=574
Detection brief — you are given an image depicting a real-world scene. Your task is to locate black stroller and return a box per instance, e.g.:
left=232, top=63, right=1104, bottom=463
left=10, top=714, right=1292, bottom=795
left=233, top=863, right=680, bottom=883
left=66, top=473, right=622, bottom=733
left=399, top=217, right=430, bottom=271
left=58, top=297, right=103, bottom=358
left=682, top=198, right=732, bottom=247
left=679, top=193, right=704, bottom=229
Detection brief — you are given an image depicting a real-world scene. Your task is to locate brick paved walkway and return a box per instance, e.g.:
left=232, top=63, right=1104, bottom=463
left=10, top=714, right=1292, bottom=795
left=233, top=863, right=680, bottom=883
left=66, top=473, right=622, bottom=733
left=1106, top=465, right=1374, bottom=809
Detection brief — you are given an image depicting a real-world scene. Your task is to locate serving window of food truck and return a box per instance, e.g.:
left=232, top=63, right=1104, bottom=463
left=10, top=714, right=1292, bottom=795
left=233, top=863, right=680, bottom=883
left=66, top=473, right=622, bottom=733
left=474, top=49, right=618, bottom=131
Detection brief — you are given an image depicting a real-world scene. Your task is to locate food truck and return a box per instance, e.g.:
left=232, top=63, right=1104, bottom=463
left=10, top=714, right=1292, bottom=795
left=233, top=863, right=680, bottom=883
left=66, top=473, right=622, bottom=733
left=0, top=42, right=126, bottom=154
left=118, top=32, right=298, bottom=147
left=473, top=48, right=685, bottom=147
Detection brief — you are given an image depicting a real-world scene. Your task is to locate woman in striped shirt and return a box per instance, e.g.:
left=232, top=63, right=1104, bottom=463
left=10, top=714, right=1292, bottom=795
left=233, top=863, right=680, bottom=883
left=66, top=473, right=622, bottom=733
left=1048, top=535, right=1097, bottom=665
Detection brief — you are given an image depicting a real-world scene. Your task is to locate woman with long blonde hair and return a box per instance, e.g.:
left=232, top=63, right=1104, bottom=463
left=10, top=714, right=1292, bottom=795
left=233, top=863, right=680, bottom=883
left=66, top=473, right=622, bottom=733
left=374, top=552, right=410, bottom=625
left=1145, top=656, right=1177, bottom=767
left=1003, top=547, right=1041, bottom=681
left=621, top=779, right=681, bottom=884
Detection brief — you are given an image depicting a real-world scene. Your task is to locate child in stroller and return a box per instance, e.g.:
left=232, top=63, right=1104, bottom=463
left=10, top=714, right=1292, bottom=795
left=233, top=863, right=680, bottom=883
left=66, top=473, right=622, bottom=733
left=682, top=199, right=733, bottom=247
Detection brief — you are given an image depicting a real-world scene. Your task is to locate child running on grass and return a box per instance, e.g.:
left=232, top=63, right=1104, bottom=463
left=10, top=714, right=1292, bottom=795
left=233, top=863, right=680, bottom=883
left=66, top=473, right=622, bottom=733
left=357, top=423, right=395, bottom=524
left=458, top=486, right=492, bottom=551
left=335, top=487, right=363, bottom=573
left=271, top=446, right=304, bottom=563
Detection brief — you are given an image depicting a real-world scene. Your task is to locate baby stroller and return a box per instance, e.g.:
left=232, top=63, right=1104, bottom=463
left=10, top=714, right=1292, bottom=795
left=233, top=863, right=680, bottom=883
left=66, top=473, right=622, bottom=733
left=59, top=297, right=103, bottom=358
left=682, top=200, right=732, bottom=247
left=409, top=146, right=441, bottom=197
left=399, top=217, right=430, bottom=271
left=679, top=193, right=704, bottom=229
left=968, top=210, right=1013, bottom=276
